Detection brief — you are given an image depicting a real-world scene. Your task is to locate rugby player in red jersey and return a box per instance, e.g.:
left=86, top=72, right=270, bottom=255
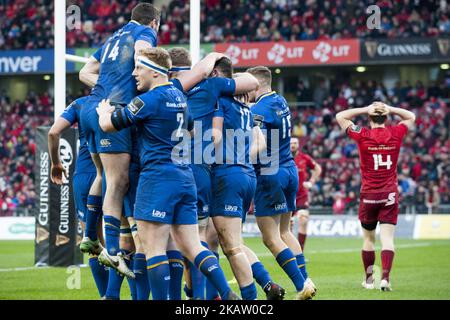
left=336, top=102, right=415, bottom=292
left=290, top=137, right=322, bottom=251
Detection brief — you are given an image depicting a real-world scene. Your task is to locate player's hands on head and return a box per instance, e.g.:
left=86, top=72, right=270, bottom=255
left=303, top=181, right=313, bottom=189
left=97, top=99, right=114, bottom=115
left=50, top=163, right=68, bottom=185
left=368, top=101, right=389, bottom=116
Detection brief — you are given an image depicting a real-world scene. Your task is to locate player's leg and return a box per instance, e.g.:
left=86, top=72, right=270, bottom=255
left=173, top=179, right=239, bottom=301
left=257, top=214, right=311, bottom=299
left=242, top=244, right=285, bottom=300
left=136, top=220, right=171, bottom=300
left=171, top=223, right=240, bottom=300
left=359, top=192, right=381, bottom=289
left=128, top=217, right=150, bottom=300
left=279, top=211, right=314, bottom=292
left=361, top=223, right=376, bottom=289
left=185, top=217, right=208, bottom=300
left=98, top=153, right=133, bottom=277
left=81, top=153, right=104, bottom=254
left=104, top=217, right=136, bottom=300
left=74, top=172, right=108, bottom=298
left=167, top=232, right=185, bottom=300
left=213, top=215, right=256, bottom=300
left=379, top=223, right=395, bottom=291
left=297, top=209, right=309, bottom=251
left=204, top=217, right=221, bottom=300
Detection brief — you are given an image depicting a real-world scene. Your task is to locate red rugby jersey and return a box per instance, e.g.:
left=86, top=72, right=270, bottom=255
left=294, top=152, right=316, bottom=195
left=347, top=123, right=408, bottom=193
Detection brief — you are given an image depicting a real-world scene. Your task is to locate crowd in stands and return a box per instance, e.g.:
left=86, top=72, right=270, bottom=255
left=291, top=79, right=450, bottom=213
left=1, top=0, right=449, bottom=49
left=0, top=90, right=53, bottom=216
left=1, top=79, right=449, bottom=216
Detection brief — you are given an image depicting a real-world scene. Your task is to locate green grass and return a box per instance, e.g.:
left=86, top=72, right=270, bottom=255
left=1, top=238, right=450, bottom=300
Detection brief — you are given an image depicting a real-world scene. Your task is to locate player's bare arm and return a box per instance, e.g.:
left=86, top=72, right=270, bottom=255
left=250, top=125, right=267, bottom=162
left=385, top=104, right=416, bottom=129
left=335, top=106, right=371, bottom=131
left=97, top=99, right=116, bottom=132
left=79, top=56, right=100, bottom=88
left=233, top=72, right=259, bottom=95
left=48, top=117, right=71, bottom=184
left=305, top=162, right=322, bottom=189
left=211, top=116, right=223, bottom=146
left=176, top=52, right=226, bottom=91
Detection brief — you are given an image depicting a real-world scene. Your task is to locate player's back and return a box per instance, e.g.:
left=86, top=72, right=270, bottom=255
left=347, top=124, right=408, bottom=193
left=251, top=92, right=294, bottom=172
left=61, top=97, right=95, bottom=174
left=214, top=95, right=254, bottom=174
left=90, top=21, right=157, bottom=105
left=172, top=77, right=236, bottom=164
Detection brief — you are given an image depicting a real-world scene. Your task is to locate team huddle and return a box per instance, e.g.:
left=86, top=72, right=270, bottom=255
left=48, top=3, right=415, bottom=300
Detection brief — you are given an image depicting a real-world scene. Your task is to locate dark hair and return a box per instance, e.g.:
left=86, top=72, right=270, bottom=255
left=369, top=114, right=387, bottom=124
left=131, top=3, right=160, bottom=25
left=214, top=57, right=233, bottom=78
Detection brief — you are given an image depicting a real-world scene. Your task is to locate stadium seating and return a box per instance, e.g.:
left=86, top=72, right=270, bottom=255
left=1, top=0, right=449, bottom=49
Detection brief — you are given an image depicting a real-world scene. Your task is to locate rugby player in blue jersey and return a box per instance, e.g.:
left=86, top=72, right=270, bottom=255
left=246, top=66, right=316, bottom=300
left=48, top=97, right=108, bottom=298
left=79, top=3, right=159, bottom=279
left=96, top=47, right=240, bottom=300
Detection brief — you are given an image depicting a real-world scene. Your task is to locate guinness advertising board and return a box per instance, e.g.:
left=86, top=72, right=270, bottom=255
left=34, top=127, right=83, bottom=266
left=362, top=38, right=449, bottom=63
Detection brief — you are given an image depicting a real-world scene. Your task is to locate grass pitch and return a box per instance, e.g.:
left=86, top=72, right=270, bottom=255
left=1, top=237, right=449, bottom=300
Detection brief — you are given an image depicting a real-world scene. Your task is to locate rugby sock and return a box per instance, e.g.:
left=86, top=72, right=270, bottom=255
left=85, top=195, right=102, bottom=241
left=104, top=215, right=120, bottom=255
left=183, top=284, right=194, bottom=299
left=251, top=261, right=272, bottom=290
left=295, top=253, right=309, bottom=280
left=189, top=260, right=206, bottom=299
left=124, top=252, right=136, bottom=300
left=147, top=255, right=170, bottom=300
left=276, top=248, right=305, bottom=292
left=205, top=250, right=220, bottom=300
left=381, top=250, right=395, bottom=282
left=88, top=255, right=109, bottom=298
left=133, top=253, right=150, bottom=300
left=167, top=250, right=184, bottom=300
left=362, top=250, right=376, bottom=282
left=240, top=283, right=257, bottom=300
left=194, top=250, right=231, bottom=300
left=105, top=267, right=125, bottom=300
left=298, top=233, right=307, bottom=251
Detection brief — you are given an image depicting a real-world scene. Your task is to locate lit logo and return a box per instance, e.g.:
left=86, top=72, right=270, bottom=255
left=312, top=42, right=332, bottom=63
left=225, top=45, right=241, bottom=65
left=267, top=43, right=286, bottom=64
left=224, top=205, right=238, bottom=212
left=152, top=210, right=166, bottom=219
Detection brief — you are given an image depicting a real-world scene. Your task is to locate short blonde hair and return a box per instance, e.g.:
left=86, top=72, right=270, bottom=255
left=138, top=47, right=172, bottom=71
left=168, top=47, right=192, bottom=67
left=246, top=66, right=272, bottom=87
